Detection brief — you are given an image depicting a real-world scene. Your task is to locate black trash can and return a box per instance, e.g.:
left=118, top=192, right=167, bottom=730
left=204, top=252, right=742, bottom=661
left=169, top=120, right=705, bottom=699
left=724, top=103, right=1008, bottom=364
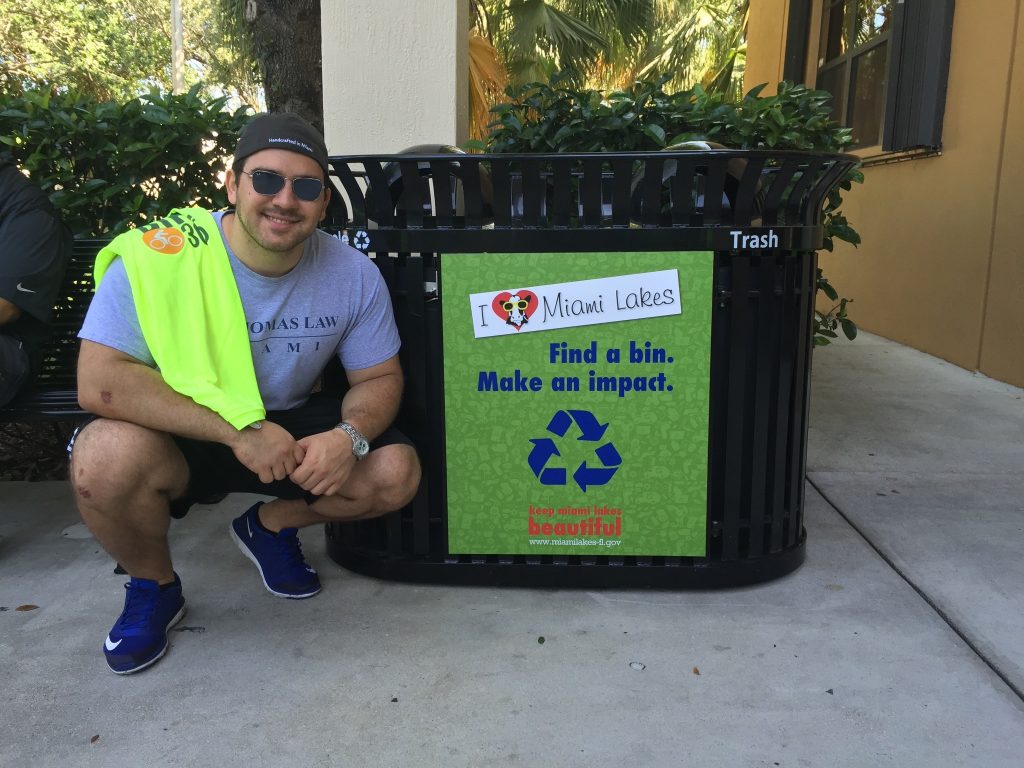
left=324, top=149, right=857, bottom=588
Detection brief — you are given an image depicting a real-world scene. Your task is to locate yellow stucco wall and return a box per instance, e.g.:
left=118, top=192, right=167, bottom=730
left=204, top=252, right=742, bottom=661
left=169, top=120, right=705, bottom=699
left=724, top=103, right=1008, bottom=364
left=980, top=4, right=1024, bottom=385
left=744, top=0, right=789, bottom=94
left=747, top=0, right=1024, bottom=387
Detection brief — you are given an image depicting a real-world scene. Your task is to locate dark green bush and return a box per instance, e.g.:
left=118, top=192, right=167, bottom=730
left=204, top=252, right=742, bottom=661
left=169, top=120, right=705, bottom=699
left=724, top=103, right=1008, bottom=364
left=0, top=85, right=250, bottom=238
left=479, top=77, right=853, bottom=154
left=469, top=74, right=862, bottom=344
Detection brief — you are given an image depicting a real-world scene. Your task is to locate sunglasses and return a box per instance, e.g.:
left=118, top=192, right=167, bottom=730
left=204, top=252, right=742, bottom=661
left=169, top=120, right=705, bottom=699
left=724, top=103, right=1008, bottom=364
left=241, top=170, right=324, bottom=202
left=502, top=300, right=529, bottom=311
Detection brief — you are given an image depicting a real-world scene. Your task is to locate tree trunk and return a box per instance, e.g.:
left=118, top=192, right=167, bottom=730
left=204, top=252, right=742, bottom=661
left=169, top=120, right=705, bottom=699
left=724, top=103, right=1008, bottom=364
left=245, top=0, right=324, bottom=133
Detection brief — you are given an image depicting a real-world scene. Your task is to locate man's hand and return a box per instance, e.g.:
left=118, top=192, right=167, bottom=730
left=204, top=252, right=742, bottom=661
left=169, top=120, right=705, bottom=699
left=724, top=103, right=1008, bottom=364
left=289, top=429, right=357, bottom=497
left=230, top=421, right=306, bottom=483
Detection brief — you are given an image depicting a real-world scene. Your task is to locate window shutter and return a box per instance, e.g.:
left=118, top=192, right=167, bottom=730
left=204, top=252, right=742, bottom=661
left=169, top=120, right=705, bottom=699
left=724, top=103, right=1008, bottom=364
left=883, top=0, right=956, bottom=151
left=783, top=0, right=813, bottom=84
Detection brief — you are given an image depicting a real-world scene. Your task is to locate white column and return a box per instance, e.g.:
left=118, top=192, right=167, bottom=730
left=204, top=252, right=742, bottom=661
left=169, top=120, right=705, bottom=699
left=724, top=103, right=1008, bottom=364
left=321, top=0, right=468, bottom=155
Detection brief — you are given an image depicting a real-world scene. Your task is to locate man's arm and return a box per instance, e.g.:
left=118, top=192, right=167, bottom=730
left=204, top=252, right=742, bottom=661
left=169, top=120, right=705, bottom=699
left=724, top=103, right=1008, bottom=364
left=289, top=355, right=404, bottom=496
left=0, top=297, right=22, bottom=326
left=77, top=339, right=305, bottom=482
left=339, top=355, right=404, bottom=440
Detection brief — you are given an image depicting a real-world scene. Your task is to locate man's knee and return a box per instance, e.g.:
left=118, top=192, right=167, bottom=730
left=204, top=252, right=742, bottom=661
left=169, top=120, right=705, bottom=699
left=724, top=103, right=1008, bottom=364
left=69, top=419, right=187, bottom=502
left=370, top=444, right=421, bottom=512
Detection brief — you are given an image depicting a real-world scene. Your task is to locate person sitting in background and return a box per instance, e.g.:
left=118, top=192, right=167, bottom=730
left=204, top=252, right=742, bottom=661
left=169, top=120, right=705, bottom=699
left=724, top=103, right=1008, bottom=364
left=0, top=158, right=72, bottom=407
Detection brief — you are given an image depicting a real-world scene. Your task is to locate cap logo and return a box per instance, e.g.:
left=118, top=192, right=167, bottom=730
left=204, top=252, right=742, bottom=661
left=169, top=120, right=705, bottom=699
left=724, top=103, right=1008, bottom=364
left=268, top=137, right=314, bottom=154
left=235, top=112, right=328, bottom=172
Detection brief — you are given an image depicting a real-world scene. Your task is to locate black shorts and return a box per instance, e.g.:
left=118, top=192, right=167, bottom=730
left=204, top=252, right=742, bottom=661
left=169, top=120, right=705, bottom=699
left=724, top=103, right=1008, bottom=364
left=69, top=393, right=414, bottom=518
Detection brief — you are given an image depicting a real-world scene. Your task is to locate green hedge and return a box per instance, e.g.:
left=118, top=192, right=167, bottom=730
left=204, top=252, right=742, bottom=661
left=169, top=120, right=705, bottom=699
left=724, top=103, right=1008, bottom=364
left=0, top=86, right=250, bottom=238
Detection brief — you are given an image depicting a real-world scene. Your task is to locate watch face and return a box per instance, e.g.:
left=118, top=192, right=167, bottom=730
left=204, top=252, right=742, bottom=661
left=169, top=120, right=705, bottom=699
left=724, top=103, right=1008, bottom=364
left=337, top=423, right=370, bottom=458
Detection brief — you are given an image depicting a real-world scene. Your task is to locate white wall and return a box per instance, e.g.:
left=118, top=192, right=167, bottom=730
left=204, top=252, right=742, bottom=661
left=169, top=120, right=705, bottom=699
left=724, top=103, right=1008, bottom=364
left=321, top=0, right=468, bottom=155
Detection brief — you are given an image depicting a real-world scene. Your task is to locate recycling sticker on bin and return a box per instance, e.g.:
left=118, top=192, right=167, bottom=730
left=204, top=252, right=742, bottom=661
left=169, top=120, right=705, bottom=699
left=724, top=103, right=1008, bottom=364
left=441, top=251, right=713, bottom=556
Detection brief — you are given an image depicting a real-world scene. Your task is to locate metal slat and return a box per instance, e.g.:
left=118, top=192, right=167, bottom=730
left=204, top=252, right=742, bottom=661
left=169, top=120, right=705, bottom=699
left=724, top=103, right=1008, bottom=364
left=802, top=159, right=850, bottom=226
left=397, top=160, right=426, bottom=227
left=787, top=252, right=815, bottom=548
left=784, top=159, right=824, bottom=222
left=758, top=160, right=801, bottom=227
left=581, top=158, right=604, bottom=226
left=611, top=158, right=633, bottom=227
left=405, top=253, right=432, bottom=558
left=721, top=255, right=751, bottom=561
left=702, top=159, right=727, bottom=224
left=747, top=254, right=779, bottom=557
left=769, top=255, right=797, bottom=553
left=459, top=157, right=484, bottom=227
left=386, top=504, right=404, bottom=557
left=639, top=156, right=667, bottom=227
left=490, top=160, right=512, bottom=226
left=424, top=271, right=449, bottom=557
left=520, top=158, right=545, bottom=226
left=551, top=159, right=573, bottom=227
left=731, top=157, right=767, bottom=227
left=429, top=160, right=455, bottom=228
left=338, top=162, right=374, bottom=227
left=401, top=254, right=428, bottom=424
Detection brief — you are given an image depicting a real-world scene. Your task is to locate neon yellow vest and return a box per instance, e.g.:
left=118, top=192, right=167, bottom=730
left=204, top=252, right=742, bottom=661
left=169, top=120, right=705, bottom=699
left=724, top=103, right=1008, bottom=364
left=94, top=208, right=265, bottom=430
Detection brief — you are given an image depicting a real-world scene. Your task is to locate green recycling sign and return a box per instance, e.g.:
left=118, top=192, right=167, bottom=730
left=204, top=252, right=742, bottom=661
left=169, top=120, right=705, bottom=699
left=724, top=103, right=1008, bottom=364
left=441, top=251, right=713, bottom=557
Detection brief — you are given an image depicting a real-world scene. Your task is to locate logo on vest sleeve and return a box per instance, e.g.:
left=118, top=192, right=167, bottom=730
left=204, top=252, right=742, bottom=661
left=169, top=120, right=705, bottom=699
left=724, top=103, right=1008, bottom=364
left=143, top=227, right=186, bottom=254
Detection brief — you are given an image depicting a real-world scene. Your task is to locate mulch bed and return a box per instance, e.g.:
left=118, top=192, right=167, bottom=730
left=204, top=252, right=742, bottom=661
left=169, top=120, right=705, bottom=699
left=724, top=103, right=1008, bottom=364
left=0, top=422, right=76, bottom=481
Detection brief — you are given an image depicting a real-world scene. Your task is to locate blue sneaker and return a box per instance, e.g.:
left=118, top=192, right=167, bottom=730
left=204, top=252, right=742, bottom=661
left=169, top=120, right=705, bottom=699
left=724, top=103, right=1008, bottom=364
left=230, top=502, right=321, bottom=599
left=103, top=574, right=185, bottom=675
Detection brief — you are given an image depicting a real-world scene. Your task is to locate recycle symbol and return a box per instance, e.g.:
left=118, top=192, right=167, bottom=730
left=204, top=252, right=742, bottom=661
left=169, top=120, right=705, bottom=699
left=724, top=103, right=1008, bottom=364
left=528, top=409, right=622, bottom=492
left=353, top=230, right=371, bottom=251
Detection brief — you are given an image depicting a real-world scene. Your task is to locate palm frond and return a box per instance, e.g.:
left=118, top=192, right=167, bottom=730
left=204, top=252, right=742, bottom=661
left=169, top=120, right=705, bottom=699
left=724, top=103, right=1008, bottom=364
left=505, top=0, right=608, bottom=56
left=637, top=1, right=745, bottom=90
left=476, top=0, right=747, bottom=101
left=469, top=31, right=509, bottom=139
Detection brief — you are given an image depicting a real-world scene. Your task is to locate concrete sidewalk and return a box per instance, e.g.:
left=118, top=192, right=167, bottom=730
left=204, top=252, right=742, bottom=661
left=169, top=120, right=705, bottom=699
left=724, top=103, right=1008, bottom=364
left=1, top=332, right=1022, bottom=767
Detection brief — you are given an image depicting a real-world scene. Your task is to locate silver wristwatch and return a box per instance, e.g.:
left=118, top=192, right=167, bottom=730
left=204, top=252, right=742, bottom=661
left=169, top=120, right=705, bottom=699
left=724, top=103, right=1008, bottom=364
left=335, top=421, right=370, bottom=460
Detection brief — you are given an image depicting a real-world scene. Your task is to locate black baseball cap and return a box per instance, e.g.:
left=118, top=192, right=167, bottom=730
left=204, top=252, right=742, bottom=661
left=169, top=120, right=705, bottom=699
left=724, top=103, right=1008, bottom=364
left=234, top=112, right=329, bottom=176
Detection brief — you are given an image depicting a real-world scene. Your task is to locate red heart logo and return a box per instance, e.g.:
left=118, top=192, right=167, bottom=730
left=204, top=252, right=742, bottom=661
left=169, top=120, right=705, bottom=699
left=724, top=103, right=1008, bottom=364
left=491, top=290, right=537, bottom=331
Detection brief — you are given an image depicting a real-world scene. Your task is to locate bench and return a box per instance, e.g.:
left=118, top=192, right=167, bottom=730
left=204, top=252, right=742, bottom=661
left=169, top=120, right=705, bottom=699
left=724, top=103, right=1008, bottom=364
left=0, top=238, right=105, bottom=423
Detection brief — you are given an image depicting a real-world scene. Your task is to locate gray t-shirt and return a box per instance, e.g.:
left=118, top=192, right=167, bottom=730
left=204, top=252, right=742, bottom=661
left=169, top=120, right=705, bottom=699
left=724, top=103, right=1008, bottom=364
left=79, top=211, right=400, bottom=411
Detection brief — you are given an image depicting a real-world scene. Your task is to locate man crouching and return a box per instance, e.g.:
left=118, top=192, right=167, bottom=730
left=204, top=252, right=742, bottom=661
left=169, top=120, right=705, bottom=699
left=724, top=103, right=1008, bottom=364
left=68, top=112, right=420, bottom=674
